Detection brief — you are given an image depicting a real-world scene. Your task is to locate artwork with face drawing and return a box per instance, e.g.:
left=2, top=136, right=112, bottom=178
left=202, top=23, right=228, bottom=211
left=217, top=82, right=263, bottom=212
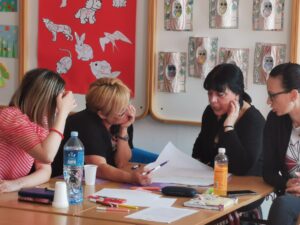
left=164, top=0, right=193, bottom=31
left=209, top=0, right=239, bottom=28
left=158, top=52, right=186, bottom=93
left=188, top=37, right=218, bottom=79
left=38, top=1, right=137, bottom=95
left=219, top=47, right=249, bottom=88
left=252, top=0, right=285, bottom=31
left=253, top=42, right=286, bottom=84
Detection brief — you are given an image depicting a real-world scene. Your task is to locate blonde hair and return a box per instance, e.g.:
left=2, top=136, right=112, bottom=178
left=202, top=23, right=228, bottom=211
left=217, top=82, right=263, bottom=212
left=9, top=68, right=65, bottom=128
left=86, top=77, right=130, bottom=116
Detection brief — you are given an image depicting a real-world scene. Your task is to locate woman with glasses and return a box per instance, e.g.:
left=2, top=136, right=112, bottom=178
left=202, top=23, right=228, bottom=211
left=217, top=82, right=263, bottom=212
left=192, top=64, right=265, bottom=221
left=51, top=77, right=151, bottom=185
left=263, top=63, right=300, bottom=225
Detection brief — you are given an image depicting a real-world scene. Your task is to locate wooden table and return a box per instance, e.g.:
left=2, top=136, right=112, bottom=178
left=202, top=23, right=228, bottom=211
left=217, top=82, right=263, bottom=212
left=0, top=207, right=135, bottom=225
left=0, top=176, right=272, bottom=225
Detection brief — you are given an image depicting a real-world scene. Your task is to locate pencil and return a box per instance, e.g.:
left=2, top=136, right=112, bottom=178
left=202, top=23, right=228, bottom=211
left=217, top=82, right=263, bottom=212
left=96, top=207, right=129, bottom=213
left=118, top=204, right=139, bottom=210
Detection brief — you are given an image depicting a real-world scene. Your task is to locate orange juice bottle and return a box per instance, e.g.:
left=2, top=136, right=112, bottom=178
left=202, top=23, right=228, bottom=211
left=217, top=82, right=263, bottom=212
left=214, top=148, right=228, bottom=196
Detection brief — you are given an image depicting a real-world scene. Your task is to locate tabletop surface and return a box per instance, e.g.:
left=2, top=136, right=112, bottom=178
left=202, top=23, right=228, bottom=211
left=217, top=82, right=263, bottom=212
left=0, top=176, right=273, bottom=225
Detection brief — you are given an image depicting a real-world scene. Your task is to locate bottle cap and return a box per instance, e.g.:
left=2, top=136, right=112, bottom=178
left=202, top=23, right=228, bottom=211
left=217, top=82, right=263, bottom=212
left=218, top=148, right=226, bottom=154
left=70, top=131, right=78, bottom=137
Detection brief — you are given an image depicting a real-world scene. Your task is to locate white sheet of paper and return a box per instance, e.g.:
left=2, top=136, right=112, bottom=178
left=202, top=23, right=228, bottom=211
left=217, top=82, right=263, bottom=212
left=145, top=142, right=215, bottom=186
left=94, top=188, right=176, bottom=207
left=126, top=206, right=197, bottom=223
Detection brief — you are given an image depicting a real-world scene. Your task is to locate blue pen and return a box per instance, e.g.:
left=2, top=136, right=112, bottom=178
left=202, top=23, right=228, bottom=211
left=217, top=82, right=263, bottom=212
left=143, top=160, right=169, bottom=175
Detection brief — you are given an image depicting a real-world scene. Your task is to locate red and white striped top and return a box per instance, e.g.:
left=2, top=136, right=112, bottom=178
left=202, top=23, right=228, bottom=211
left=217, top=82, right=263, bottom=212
left=0, top=107, right=48, bottom=180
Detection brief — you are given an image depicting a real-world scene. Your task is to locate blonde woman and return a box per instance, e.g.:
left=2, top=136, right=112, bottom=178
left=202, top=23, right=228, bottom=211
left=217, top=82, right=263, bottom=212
left=0, top=68, right=76, bottom=192
left=52, top=77, right=151, bottom=185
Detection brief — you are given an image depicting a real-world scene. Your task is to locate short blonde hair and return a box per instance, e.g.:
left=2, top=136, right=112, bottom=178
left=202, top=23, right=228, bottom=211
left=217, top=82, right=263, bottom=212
left=86, top=77, right=130, bottom=116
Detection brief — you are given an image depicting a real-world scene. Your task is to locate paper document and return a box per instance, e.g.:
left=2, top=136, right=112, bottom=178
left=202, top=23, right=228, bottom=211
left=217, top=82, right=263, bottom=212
left=126, top=206, right=197, bottom=223
left=94, top=188, right=176, bottom=207
left=145, top=142, right=215, bottom=186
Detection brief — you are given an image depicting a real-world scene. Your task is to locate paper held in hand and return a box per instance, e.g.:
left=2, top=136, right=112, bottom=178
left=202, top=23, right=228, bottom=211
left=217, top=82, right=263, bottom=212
left=183, top=194, right=238, bottom=211
left=144, top=142, right=221, bottom=186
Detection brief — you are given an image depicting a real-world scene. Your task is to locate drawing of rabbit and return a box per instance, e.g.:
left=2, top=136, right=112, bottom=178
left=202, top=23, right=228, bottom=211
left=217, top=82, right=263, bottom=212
left=75, top=32, right=93, bottom=61
left=75, top=0, right=102, bottom=24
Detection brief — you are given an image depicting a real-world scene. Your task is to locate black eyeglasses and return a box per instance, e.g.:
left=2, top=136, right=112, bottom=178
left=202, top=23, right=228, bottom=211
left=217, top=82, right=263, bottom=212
left=267, top=90, right=291, bottom=101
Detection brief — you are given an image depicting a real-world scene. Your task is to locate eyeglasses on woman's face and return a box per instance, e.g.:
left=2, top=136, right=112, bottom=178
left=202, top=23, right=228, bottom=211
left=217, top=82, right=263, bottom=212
left=267, top=90, right=291, bottom=102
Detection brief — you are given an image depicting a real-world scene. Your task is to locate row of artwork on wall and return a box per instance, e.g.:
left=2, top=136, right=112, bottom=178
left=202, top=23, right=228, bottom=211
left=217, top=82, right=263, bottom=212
left=164, top=0, right=285, bottom=31
left=157, top=39, right=286, bottom=93
left=0, top=0, right=18, bottom=88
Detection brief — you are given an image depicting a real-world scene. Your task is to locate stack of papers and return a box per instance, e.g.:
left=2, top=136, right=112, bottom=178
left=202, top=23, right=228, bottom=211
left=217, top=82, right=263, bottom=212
left=145, top=142, right=215, bottom=186
left=126, top=206, right=197, bottom=223
left=94, top=188, right=176, bottom=207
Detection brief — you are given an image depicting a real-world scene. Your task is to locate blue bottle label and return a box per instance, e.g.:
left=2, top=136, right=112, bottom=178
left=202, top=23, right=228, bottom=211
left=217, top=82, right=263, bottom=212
left=64, top=150, right=84, bottom=166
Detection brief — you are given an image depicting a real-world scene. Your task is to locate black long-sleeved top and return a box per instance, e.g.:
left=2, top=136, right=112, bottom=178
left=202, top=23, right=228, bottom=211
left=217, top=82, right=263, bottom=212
left=51, top=109, right=133, bottom=177
left=192, top=105, right=265, bottom=176
left=263, top=111, right=293, bottom=195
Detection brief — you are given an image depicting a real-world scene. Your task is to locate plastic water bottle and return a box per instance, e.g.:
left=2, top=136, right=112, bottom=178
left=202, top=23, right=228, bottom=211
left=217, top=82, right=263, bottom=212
left=214, top=148, right=228, bottom=196
left=63, top=131, right=84, bottom=204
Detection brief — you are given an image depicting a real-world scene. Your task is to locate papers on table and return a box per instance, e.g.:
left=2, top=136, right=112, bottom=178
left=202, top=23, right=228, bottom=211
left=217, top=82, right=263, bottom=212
left=94, top=188, right=176, bottom=207
left=145, top=142, right=215, bottom=186
left=126, top=206, right=197, bottom=223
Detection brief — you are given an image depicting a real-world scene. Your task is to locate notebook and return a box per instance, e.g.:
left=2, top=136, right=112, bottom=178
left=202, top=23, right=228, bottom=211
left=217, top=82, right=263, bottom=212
left=183, top=194, right=237, bottom=211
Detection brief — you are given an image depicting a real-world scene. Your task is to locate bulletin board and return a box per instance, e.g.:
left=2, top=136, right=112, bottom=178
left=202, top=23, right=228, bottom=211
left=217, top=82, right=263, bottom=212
left=0, top=0, right=19, bottom=106
left=148, top=0, right=299, bottom=125
left=19, top=0, right=150, bottom=119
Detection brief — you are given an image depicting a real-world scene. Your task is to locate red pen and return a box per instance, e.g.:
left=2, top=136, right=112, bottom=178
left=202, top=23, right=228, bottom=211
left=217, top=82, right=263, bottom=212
left=89, top=198, right=118, bottom=207
left=88, top=195, right=126, bottom=204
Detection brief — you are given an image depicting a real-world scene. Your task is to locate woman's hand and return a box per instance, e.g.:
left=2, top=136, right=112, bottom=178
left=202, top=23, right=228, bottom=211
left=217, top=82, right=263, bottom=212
left=120, top=105, right=136, bottom=129
left=130, top=169, right=151, bottom=186
left=0, top=179, right=22, bottom=193
left=56, top=91, right=77, bottom=116
left=286, top=177, right=300, bottom=196
left=224, top=100, right=240, bottom=127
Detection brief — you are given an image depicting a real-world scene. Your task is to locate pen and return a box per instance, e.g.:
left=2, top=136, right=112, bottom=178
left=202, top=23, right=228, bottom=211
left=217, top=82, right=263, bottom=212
left=89, top=198, right=118, bottom=207
left=96, top=207, right=130, bottom=213
left=88, top=195, right=126, bottom=204
left=143, top=160, right=169, bottom=175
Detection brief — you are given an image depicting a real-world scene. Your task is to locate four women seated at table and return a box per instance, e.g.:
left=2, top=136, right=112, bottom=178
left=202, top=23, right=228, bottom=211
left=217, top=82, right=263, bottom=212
left=1, top=63, right=300, bottom=224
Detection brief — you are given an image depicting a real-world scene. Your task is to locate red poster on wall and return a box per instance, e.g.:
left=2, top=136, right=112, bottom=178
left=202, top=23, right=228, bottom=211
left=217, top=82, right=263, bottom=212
left=38, top=0, right=136, bottom=96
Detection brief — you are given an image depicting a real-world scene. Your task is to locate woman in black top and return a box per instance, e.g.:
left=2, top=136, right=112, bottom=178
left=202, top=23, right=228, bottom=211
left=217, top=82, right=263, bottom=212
left=52, top=78, right=151, bottom=185
left=264, top=63, right=300, bottom=225
left=192, top=64, right=265, bottom=221
left=192, top=64, right=265, bottom=176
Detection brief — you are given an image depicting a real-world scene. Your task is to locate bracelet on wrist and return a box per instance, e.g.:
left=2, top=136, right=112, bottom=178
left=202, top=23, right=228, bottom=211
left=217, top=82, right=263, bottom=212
left=117, top=134, right=129, bottom=141
left=224, top=125, right=234, bottom=129
left=49, top=128, right=64, bottom=139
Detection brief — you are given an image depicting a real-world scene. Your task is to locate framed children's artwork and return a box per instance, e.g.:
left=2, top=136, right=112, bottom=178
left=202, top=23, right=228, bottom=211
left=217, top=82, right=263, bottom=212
left=19, top=0, right=151, bottom=119
left=148, top=0, right=300, bottom=125
left=0, top=0, right=18, bottom=105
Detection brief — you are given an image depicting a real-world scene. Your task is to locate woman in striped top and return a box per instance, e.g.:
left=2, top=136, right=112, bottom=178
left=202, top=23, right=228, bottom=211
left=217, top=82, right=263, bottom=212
left=0, top=68, right=77, bottom=192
